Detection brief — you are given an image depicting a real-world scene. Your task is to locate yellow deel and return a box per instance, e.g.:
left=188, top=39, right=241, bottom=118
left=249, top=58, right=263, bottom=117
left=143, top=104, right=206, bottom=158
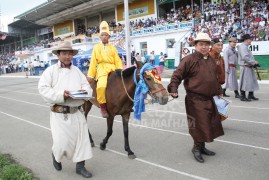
left=87, top=42, right=123, bottom=103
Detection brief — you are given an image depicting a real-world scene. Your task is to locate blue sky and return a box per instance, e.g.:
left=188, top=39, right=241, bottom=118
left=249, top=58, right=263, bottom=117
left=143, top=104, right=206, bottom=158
left=1, top=0, right=46, bottom=32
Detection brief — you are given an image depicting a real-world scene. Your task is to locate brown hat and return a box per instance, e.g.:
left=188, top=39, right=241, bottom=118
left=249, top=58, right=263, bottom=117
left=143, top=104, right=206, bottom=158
left=52, top=41, right=78, bottom=55
left=228, top=37, right=237, bottom=42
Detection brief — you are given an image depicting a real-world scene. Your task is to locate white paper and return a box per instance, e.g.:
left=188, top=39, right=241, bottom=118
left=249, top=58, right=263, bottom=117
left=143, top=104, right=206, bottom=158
left=69, top=91, right=93, bottom=100
left=213, top=96, right=230, bottom=117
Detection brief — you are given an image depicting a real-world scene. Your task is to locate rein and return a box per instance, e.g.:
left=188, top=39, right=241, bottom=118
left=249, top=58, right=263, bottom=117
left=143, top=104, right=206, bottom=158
left=149, top=88, right=166, bottom=95
left=121, top=69, right=134, bottom=102
left=121, top=67, right=166, bottom=103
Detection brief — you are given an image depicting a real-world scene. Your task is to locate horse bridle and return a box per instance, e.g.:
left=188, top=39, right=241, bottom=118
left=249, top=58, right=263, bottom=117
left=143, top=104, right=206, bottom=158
left=120, top=68, right=166, bottom=102
left=149, top=88, right=166, bottom=95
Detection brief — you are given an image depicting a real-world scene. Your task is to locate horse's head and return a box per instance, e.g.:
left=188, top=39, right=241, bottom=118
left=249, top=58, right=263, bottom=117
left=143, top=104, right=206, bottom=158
left=136, top=61, right=169, bottom=105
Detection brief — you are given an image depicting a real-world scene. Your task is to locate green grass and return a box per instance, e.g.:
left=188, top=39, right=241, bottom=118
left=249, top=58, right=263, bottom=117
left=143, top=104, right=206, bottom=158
left=0, top=154, right=35, bottom=180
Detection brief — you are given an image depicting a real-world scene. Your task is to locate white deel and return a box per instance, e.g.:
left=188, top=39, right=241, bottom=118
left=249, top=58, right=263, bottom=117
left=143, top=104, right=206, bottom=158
left=38, top=61, right=92, bottom=162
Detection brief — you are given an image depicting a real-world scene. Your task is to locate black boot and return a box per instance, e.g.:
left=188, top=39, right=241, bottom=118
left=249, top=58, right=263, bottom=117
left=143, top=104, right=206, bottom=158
left=234, top=90, right=240, bottom=98
left=76, top=161, right=92, bottom=178
left=248, top=92, right=259, bottom=100
left=240, top=90, right=251, bottom=102
left=192, top=142, right=204, bottom=163
left=223, top=89, right=230, bottom=97
left=52, top=153, right=62, bottom=171
left=201, top=142, right=216, bottom=156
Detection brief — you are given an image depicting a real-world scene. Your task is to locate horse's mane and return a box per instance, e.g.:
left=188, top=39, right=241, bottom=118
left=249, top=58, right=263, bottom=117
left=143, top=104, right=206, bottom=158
left=115, top=66, right=136, bottom=78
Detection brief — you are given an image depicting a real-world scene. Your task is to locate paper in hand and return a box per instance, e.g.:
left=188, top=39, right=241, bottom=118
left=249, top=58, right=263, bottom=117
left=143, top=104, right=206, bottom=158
left=213, top=96, right=230, bottom=118
left=69, top=91, right=93, bottom=100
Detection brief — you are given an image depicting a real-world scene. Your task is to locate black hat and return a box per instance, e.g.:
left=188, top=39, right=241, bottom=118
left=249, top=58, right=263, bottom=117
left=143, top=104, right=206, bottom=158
left=211, top=38, right=223, bottom=44
left=242, top=34, right=251, bottom=41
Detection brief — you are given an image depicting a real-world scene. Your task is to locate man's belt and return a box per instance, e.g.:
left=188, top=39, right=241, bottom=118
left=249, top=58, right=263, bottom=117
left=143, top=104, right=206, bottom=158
left=50, top=105, right=81, bottom=114
left=186, top=91, right=212, bottom=101
left=242, top=65, right=252, bottom=68
left=228, top=64, right=236, bottom=68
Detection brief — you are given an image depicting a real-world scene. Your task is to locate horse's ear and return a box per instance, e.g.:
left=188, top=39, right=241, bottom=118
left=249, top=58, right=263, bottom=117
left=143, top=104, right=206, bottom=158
left=135, top=59, right=143, bottom=69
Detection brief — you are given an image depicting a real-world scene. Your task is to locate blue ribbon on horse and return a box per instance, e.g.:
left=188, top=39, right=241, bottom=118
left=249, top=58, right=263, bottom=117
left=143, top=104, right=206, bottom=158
left=133, top=63, right=155, bottom=120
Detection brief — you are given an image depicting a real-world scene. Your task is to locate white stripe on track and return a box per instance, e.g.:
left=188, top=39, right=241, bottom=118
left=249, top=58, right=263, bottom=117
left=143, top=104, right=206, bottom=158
left=0, top=96, right=269, bottom=151
left=167, top=100, right=269, bottom=110
left=0, top=111, right=208, bottom=180
left=0, top=89, right=40, bottom=95
left=88, top=115, right=269, bottom=151
left=0, top=111, right=50, bottom=131
left=103, top=146, right=209, bottom=180
left=0, top=95, right=47, bottom=107
left=2, top=89, right=268, bottom=109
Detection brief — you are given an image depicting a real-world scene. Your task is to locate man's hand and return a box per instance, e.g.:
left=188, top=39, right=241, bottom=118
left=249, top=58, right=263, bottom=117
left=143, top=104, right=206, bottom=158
left=87, top=77, right=94, bottom=84
left=64, top=90, right=70, bottom=100
left=170, top=92, right=178, bottom=98
left=78, top=89, right=87, bottom=93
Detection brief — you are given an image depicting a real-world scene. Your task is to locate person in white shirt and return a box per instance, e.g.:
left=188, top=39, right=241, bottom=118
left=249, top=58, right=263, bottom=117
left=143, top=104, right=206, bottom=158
left=38, top=41, right=93, bottom=178
left=150, top=51, right=156, bottom=65
left=159, top=52, right=165, bottom=66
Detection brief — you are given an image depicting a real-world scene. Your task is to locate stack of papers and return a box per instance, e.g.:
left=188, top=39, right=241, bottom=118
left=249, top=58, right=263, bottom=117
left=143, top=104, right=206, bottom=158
left=69, top=91, right=92, bottom=100
left=213, top=96, right=231, bottom=118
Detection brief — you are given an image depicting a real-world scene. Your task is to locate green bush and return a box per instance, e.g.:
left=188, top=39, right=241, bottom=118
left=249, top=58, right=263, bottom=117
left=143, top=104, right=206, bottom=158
left=0, top=154, right=34, bottom=180
left=0, top=155, right=11, bottom=170
left=0, top=164, right=33, bottom=180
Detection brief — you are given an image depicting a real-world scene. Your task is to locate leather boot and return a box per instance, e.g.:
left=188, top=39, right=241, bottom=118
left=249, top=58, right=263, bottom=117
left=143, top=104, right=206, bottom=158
left=201, top=142, right=216, bottom=156
left=52, top=153, right=62, bottom=171
left=192, top=142, right=204, bottom=163
left=223, top=89, right=230, bottom=97
left=240, top=90, right=251, bottom=102
left=248, top=92, right=259, bottom=100
left=76, top=161, right=92, bottom=178
left=100, top=103, right=109, bottom=118
left=234, top=90, right=240, bottom=98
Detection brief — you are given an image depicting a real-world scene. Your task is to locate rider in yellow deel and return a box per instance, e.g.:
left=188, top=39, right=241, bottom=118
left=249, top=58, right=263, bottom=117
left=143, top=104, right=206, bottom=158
left=87, top=21, right=123, bottom=118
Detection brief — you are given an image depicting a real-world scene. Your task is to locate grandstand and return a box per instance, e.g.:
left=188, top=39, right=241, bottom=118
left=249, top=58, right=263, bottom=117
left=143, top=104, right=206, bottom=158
left=1, top=0, right=269, bottom=74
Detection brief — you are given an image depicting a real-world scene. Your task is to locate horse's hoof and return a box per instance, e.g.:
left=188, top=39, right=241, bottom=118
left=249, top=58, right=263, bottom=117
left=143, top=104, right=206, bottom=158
left=91, top=142, right=95, bottom=147
left=100, top=143, right=106, bottom=150
left=128, top=154, right=136, bottom=159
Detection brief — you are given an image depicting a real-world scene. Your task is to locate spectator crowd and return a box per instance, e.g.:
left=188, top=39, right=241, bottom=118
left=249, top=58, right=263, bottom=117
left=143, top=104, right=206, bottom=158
left=2, top=0, right=269, bottom=69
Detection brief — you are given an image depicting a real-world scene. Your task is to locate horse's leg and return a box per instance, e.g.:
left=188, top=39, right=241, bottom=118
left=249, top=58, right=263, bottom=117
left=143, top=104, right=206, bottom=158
left=83, top=101, right=95, bottom=147
left=122, top=113, right=136, bottom=159
left=100, top=116, right=114, bottom=150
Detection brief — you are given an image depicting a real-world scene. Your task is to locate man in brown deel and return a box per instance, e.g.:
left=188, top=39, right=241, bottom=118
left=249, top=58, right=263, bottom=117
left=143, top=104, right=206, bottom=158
left=168, top=33, right=224, bottom=163
left=209, top=38, right=227, bottom=96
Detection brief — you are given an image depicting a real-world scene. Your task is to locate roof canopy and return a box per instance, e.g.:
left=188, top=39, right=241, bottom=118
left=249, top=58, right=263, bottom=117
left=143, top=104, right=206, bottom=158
left=15, top=0, right=132, bottom=26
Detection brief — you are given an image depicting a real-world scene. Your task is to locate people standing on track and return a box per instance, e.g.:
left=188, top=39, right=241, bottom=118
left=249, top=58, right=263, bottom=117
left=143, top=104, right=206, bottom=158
left=238, top=34, right=260, bottom=101
left=38, top=41, right=93, bottom=178
left=87, top=21, right=123, bottom=118
left=223, top=37, right=240, bottom=98
left=167, top=33, right=224, bottom=163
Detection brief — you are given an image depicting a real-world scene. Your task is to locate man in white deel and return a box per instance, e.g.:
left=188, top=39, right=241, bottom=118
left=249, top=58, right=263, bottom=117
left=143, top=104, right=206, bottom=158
left=38, top=41, right=93, bottom=178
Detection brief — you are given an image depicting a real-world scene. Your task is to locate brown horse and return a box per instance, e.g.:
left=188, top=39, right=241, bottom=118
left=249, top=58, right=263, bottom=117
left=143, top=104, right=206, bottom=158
left=83, top=61, right=169, bottom=159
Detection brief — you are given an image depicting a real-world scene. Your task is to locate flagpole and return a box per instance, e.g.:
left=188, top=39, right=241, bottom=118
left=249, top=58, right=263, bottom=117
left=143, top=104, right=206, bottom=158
left=124, top=0, right=131, bottom=67
left=191, top=0, right=193, bottom=13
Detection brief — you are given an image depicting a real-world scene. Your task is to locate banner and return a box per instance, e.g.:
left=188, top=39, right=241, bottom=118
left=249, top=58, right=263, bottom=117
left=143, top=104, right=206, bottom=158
left=37, top=27, right=53, bottom=36
left=182, top=41, right=269, bottom=57
left=54, top=20, right=73, bottom=36
left=123, top=6, right=149, bottom=19
left=117, top=0, right=155, bottom=21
